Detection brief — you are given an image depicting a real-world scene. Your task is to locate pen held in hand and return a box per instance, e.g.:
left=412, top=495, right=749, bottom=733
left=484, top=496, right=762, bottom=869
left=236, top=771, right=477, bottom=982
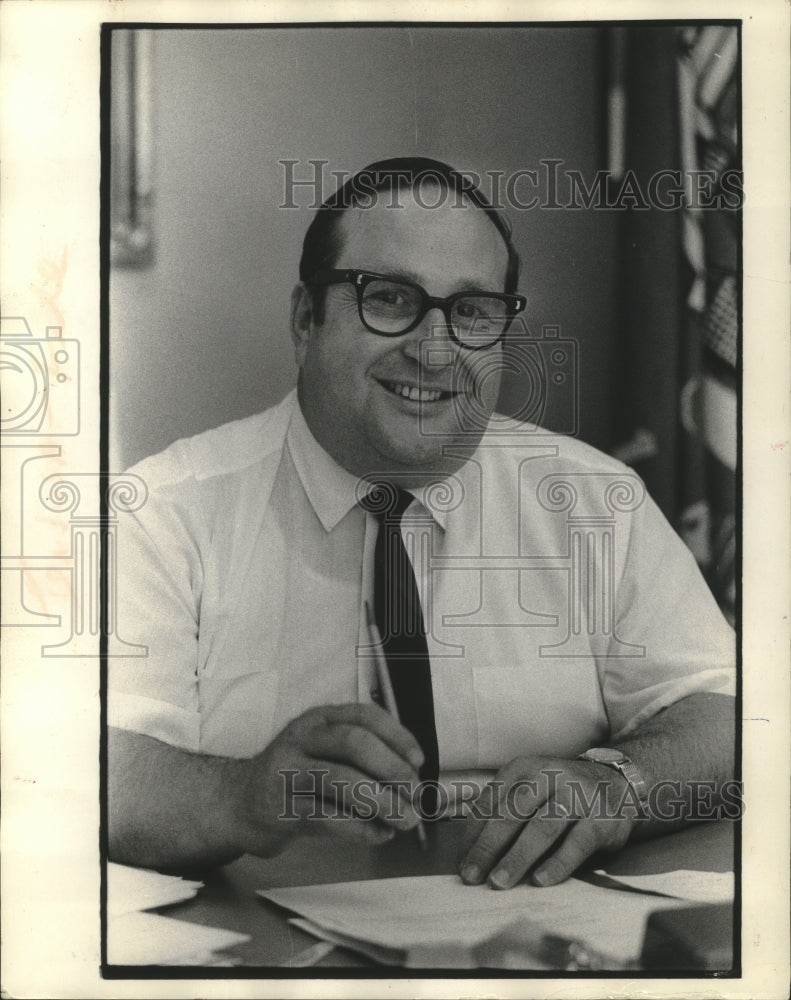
left=364, top=601, right=428, bottom=852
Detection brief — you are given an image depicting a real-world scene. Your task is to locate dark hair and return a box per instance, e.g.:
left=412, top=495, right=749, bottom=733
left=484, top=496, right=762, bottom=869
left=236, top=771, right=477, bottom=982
left=298, top=156, right=520, bottom=324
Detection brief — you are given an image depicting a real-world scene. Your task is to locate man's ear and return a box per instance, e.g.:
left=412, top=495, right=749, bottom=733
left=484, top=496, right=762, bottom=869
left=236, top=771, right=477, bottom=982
left=290, top=282, right=314, bottom=368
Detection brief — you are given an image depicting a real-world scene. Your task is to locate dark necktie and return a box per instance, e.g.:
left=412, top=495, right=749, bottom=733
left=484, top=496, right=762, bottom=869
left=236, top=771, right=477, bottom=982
left=360, top=483, right=440, bottom=814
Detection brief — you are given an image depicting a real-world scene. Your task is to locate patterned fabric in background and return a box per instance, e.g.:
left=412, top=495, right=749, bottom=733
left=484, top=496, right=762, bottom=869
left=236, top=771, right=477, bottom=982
left=611, top=25, right=738, bottom=627
left=677, top=25, right=738, bottom=626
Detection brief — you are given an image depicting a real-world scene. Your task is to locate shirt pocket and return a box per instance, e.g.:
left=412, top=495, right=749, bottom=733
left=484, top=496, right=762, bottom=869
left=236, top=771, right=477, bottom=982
left=471, top=638, right=609, bottom=765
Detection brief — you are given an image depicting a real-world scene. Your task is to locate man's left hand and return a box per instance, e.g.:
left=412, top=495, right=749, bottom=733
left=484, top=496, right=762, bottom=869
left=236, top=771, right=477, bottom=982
left=458, top=755, right=638, bottom=889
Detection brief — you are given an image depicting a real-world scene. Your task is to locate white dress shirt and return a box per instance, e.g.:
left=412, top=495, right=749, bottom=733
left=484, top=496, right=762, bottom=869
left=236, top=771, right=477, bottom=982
left=111, top=390, right=735, bottom=768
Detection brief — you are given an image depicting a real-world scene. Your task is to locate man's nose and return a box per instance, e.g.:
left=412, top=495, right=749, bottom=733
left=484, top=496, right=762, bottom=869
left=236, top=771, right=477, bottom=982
left=400, top=306, right=455, bottom=366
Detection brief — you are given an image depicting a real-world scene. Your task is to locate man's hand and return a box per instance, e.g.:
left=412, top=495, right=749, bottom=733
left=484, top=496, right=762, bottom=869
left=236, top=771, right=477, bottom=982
left=458, top=756, right=637, bottom=889
left=109, top=703, right=425, bottom=870
left=457, top=693, right=737, bottom=889
left=231, top=702, right=425, bottom=856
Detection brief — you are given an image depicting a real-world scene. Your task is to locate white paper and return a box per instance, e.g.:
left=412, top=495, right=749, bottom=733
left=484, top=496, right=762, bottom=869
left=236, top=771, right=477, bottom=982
left=289, top=917, right=403, bottom=966
left=107, top=862, right=203, bottom=915
left=260, top=873, right=694, bottom=965
left=593, top=868, right=734, bottom=904
left=106, top=863, right=249, bottom=966
left=107, top=910, right=250, bottom=966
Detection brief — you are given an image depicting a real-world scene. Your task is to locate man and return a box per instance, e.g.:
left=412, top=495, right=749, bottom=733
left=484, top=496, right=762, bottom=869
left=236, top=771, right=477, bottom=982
left=109, top=158, right=735, bottom=890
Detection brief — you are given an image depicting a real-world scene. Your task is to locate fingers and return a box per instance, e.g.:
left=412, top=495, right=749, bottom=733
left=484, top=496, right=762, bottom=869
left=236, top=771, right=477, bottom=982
left=459, top=761, right=550, bottom=885
left=458, top=782, right=520, bottom=884
left=457, top=757, right=637, bottom=890
left=461, top=795, right=597, bottom=890
left=256, top=703, right=428, bottom=850
left=324, top=818, right=397, bottom=846
left=486, top=801, right=574, bottom=889
left=317, top=704, right=425, bottom=771
left=531, top=819, right=601, bottom=886
left=280, top=785, right=402, bottom=847
left=459, top=819, right=523, bottom=885
left=460, top=790, right=563, bottom=888
left=532, top=814, right=632, bottom=886
left=305, top=719, right=419, bottom=786
left=302, top=758, right=423, bottom=831
left=457, top=756, right=638, bottom=890
left=457, top=781, right=496, bottom=858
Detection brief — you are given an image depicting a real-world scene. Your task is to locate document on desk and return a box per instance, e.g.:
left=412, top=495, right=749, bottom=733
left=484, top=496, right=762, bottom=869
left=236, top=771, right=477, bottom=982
left=592, top=869, right=734, bottom=904
left=107, top=862, right=204, bottom=915
left=107, top=863, right=251, bottom=965
left=107, top=911, right=251, bottom=966
left=259, top=874, right=692, bottom=967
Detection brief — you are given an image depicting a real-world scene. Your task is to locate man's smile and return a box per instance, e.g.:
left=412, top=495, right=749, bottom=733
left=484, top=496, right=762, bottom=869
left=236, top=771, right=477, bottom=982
left=376, top=377, right=460, bottom=404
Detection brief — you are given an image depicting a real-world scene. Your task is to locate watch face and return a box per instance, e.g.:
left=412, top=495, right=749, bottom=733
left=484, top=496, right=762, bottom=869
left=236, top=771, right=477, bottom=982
left=585, top=748, right=624, bottom=764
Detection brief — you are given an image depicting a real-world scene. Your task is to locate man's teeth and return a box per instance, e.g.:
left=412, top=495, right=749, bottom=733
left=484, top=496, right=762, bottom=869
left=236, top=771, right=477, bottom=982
left=385, top=381, right=444, bottom=402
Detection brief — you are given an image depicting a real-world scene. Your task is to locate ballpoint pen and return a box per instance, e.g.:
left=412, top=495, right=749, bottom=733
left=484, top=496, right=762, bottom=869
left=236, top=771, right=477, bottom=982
left=364, top=601, right=428, bottom=850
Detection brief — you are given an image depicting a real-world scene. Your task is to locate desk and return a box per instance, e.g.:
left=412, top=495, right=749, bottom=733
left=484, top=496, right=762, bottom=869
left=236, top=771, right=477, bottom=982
left=149, top=820, right=735, bottom=970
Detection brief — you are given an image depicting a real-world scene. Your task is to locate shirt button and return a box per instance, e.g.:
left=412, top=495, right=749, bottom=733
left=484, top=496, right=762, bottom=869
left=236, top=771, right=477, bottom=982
left=370, top=687, right=383, bottom=705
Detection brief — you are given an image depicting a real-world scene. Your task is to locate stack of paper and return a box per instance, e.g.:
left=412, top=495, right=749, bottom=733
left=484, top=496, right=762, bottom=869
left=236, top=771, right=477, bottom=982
left=259, top=873, right=711, bottom=968
left=107, top=863, right=250, bottom=965
left=592, top=868, right=734, bottom=904
left=107, top=863, right=203, bottom=915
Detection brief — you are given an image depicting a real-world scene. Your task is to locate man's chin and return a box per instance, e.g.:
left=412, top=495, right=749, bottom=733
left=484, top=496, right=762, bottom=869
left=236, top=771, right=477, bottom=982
left=371, top=426, right=484, bottom=483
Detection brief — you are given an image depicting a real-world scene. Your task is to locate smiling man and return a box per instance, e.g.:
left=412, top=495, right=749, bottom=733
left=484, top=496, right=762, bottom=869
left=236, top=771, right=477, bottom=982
left=291, top=167, right=515, bottom=481
left=109, top=158, right=736, bottom=887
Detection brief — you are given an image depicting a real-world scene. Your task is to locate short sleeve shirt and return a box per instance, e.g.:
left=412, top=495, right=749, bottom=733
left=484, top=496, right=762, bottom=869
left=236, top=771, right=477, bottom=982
left=110, top=390, right=735, bottom=767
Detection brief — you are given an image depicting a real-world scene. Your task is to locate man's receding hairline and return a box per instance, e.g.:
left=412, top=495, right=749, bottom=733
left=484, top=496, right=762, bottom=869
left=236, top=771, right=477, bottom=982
left=337, top=176, right=494, bottom=223
left=330, top=184, right=511, bottom=281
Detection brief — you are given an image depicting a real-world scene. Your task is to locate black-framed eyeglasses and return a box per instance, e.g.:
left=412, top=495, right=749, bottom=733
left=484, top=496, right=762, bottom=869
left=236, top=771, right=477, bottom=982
left=309, top=268, right=527, bottom=350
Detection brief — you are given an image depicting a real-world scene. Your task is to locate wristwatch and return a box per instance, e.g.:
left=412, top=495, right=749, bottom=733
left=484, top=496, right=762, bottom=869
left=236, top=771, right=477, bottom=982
left=577, top=747, right=649, bottom=815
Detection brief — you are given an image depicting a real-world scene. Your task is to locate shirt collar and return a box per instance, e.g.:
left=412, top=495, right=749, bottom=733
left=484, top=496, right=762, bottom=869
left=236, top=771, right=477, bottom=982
left=286, top=394, right=448, bottom=533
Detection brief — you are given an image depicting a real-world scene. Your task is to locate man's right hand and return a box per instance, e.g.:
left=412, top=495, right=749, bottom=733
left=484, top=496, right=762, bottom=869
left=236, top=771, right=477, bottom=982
left=229, top=703, right=426, bottom=857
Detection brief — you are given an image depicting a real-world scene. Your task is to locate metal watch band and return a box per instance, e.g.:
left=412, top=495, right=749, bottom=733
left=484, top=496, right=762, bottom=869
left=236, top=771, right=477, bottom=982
left=577, top=749, right=649, bottom=814
left=615, top=758, right=649, bottom=809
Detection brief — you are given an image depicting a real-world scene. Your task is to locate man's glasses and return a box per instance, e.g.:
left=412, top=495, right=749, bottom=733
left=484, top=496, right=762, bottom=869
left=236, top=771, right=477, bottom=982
left=309, top=269, right=527, bottom=350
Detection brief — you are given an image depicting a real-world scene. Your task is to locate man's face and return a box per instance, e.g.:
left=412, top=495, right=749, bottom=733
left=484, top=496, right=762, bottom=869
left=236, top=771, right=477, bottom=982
left=293, top=185, right=510, bottom=484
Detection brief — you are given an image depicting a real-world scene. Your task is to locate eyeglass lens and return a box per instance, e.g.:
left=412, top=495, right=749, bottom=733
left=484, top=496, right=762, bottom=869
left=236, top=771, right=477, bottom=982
left=361, top=278, right=510, bottom=346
